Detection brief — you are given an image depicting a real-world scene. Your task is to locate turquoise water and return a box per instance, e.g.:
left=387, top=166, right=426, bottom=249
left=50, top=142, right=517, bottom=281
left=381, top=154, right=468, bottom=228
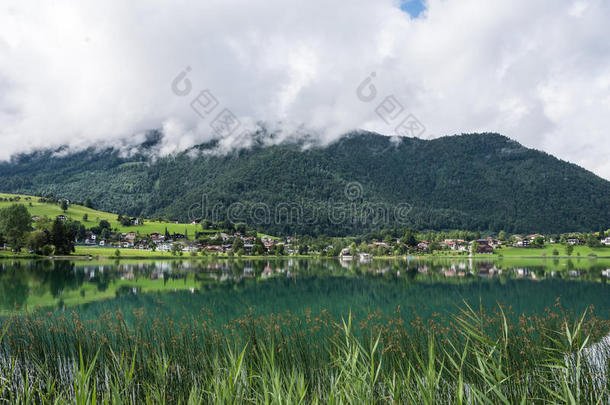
left=1, top=258, right=609, bottom=324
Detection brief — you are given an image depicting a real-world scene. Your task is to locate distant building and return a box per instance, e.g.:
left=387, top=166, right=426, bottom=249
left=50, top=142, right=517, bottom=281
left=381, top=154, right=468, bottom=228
left=358, top=253, right=372, bottom=263
left=339, top=248, right=353, bottom=259
left=476, top=239, right=494, bottom=254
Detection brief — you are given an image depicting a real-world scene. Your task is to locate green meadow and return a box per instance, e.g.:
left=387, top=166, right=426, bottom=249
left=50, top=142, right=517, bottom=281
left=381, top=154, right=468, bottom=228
left=0, top=193, right=202, bottom=237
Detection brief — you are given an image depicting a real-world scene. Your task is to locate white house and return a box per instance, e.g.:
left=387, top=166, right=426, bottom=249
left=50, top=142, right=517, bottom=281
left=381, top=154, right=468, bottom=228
left=157, top=243, right=172, bottom=252
left=339, top=248, right=353, bottom=260
left=602, top=237, right=610, bottom=246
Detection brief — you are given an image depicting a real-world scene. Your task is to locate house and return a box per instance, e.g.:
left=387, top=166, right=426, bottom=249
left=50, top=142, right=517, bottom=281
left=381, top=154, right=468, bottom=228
left=440, top=239, right=457, bottom=250
left=417, top=241, right=429, bottom=251
left=85, top=233, right=97, bottom=244
left=124, top=232, right=137, bottom=241
left=455, top=240, right=468, bottom=252
left=339, top=248, right=353, bottom=260
left=31, top=215, right=40, bottom=221
left=567, top=238, right=581, bottom=246
left=601, top=237, right=610, bottom=246
left=515, top=238, right=529, bottom=248
left=487, top=238, right=501, bottom=248
left=476, top=239, right=494, bottom=254
left=56, top=215, right=67, bottom=222
left=358, top=253, right=372, bottom=263
left=182, top=245, right=198, bottom=253
left=157, top=243, right=172, bottom=252
left=149, top=232, right=162, bottom=242
left=243, top=243, right=254, bottom=255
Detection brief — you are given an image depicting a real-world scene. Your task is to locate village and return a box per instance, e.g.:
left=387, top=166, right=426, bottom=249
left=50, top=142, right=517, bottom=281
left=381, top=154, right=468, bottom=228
left=76, top=216, right=610, bottom=257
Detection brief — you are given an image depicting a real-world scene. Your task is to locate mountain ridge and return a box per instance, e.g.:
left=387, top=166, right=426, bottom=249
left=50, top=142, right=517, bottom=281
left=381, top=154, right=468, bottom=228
left=1, top=132, right=609, bottom=236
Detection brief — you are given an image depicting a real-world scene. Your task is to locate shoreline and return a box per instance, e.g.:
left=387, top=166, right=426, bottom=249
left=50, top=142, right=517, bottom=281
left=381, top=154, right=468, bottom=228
left=1, top=253, right=609, bottom=260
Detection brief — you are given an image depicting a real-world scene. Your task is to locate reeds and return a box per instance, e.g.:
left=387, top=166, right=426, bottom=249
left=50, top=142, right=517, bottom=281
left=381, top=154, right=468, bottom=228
left=0, top=303, right=608, bottom=404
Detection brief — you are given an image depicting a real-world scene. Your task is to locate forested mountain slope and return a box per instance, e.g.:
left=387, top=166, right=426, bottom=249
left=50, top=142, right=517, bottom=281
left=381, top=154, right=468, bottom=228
left=1, top=132, right=608, bottom=235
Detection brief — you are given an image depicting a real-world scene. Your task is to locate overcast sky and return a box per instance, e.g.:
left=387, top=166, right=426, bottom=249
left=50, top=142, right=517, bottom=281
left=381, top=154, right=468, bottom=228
left=1, top=0, right=609, bottom=179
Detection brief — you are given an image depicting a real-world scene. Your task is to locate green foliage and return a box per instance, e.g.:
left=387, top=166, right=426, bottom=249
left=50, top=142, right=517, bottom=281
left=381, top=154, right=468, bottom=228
left=532, top=235, right=545, bottom=248
left=50, top=217, right=75, bottom=255
left=0, top=303, right=608, bottom=403
left=171, top=243, right=182, bottom=256
left=27, top=229, right=48, bottom=254
left=1, top=133, right=609, bottom=236
left=0, top=204, right=31, bottom=250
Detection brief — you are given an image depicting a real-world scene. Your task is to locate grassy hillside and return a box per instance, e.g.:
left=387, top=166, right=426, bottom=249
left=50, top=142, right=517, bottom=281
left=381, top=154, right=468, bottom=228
left=0, top=193, right=202, bottom=237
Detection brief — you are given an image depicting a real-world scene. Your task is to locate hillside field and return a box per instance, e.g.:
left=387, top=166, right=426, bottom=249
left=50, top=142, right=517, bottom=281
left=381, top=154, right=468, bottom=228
left=0, top=193, right=203, bottom=238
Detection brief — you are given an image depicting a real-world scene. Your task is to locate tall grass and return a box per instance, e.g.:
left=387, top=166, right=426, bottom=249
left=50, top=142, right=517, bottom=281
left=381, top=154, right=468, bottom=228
left=0, top=303, right=608, bottom=403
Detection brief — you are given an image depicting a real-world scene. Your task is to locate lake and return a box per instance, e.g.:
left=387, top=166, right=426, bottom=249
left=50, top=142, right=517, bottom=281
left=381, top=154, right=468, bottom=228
left=2, top=257, right=609, bottom=322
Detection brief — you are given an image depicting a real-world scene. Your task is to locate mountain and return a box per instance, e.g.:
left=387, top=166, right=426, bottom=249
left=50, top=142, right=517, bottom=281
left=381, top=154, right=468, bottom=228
left=1, top=132, right=609, bottom=236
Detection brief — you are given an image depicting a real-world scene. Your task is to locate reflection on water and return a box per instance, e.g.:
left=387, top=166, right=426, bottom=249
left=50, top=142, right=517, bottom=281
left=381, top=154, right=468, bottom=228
left=0, top=258, right=609, bottom=315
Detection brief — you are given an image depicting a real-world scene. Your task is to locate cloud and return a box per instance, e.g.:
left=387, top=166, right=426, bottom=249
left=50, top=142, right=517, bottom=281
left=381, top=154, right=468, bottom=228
left=0, top=0, right=609, bottom=179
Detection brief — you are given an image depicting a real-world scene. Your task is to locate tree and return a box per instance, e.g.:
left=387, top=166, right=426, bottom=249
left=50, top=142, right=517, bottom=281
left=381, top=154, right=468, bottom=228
left=50, top=218, right=74, bottom=255
left=82, top=213, right=88, bottom=222
left=27, top=229, right=49, bottom=254
left=165, top=227, right=171, bottom=241
left=232, top=237, right=244, bottom=252
left=565, top=244, right=574, bottom=256
left=470, top=241, right=479, bottom=255
left=429, top=241, right=441, bottom=252
left=298, top=243, right=309, bottom=255
left=60, top=200, right=68, bottom=213
left=171, top=243, right=182, bottom=256
left=532, top=236, right=545, bottom=248
left=0, top=204, right=31, bottom=250
left=99, top=220, right=111, bottom=231
left=84, top=198, right=93, bottom=208
left=253, top=238, right=265, bottom=255
left=400, top=229, right=418, bottom=248
left=221, top=219, right=234, bottom=232
left=114, top=249, right=121, bottom=257
left=498, top=230, right=507, bottom=241
left=586, top=235, right=602, bottom=248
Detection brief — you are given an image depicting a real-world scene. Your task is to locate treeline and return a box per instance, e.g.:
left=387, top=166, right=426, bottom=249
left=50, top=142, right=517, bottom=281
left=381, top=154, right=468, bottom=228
left=0, top=204, right=79, bottom=255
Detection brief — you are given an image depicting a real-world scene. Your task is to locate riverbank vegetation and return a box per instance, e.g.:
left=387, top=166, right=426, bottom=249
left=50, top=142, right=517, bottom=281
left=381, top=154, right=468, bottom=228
left=0, top=302, right=608, bottom=403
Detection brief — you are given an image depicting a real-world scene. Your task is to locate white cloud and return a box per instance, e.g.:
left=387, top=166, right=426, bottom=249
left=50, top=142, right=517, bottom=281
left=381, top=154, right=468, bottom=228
left=0, top=0, right=609, bottom=179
